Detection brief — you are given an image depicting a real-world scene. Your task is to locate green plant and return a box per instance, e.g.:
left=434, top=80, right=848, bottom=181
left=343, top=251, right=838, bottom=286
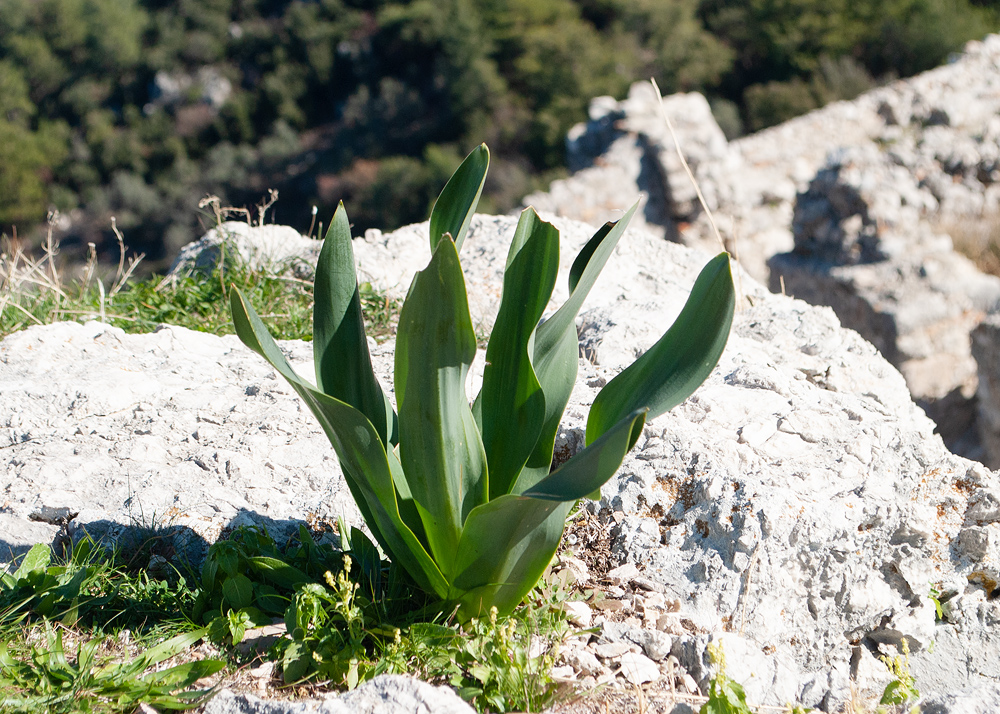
left=190, top=524, right=573, bottom=708
left=0, top=541, right=222, bottom=712
left=878, top=638, right=919, bottom=711
left=0, top=624, right=221, bottom=712
left=700, top=641, right=754, bottom=714
left=230, top=143, right=735, bottom=619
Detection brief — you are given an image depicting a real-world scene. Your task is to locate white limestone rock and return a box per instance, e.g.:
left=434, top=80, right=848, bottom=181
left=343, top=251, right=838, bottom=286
left=202, top=675, right=475, bottom=714
left=3, top=214, right=999, bottom=711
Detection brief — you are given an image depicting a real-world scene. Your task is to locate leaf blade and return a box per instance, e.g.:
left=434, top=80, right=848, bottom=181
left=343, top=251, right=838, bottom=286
left=452, top=409, right=645, bottom=617
left=516, top=203, right=638, bottom=492
left=231, top=287, right=449, bottom=598
left=395, top=238, right=488, bottom=578
left=313, top=203, right=397, bottom=446
left=586, top=252, right=734, bottom=447
left=476, top=208, right=559, bottom=499
left=429, top=144, right=489, bottom=253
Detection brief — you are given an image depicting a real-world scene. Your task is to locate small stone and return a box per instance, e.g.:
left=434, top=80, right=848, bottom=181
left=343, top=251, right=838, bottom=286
left=596, top=671, right=617, bottom=686
left=632, top=576, right=664, bottom=593
left=619, top=652, right=659, bottom=685
left=656, top=613, right=684, bottom=635
left=563, top=600, right=593, bottom=627
left=681, top=672, right=700, bottom=694
left=557, top=554, right=591, bottom=585
left=643, top=591, right=666, bottom=609
left=593, top=642, right=631, bottom=659
left=550, top=665, right=576, bottom=680
left=249, top=661, right=275, bottom=681
left=632, top=629, right=672, bottom=661
left=236, top=623, right=287, bottom=656
left=564, top=649, right=608, bottom=677
left=606, top=562, right=640, bottom=585
left=593, top=598, right=625, bottom=612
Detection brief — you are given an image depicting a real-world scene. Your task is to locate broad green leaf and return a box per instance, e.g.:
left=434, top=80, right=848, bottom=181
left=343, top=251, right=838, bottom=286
left=523, top=408, right=646, bottom=502
left=282, top=640, right=311, bottom=684
left=515, top=203, right=638, bottom=493
left=221, top=574, right=254, bottom=609
left=429, top=144, right=489, bottom=253
left=231, top=288, right=449, bottom=599
left=246, top=556, right=309, bottom=590
left=452, top=409, right=644, bottom=617
left=13, top=544, right=49, bottom=581
left=395, top=237, right=488, bottom=578
left=475, top=208, right=558, bottom=499
left=313, top=203, right=397, bottom=446
left=586, top=252, right=734, bottom=447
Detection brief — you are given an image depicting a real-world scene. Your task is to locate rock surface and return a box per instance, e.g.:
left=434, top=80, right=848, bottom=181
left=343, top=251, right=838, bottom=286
left=769, top=143, right=1000, bottom=456
left=525, top=35, right=1000, bottom=288
left=4, top=214, right=1000, bottom=712
left=972, top=315, right=1000, bottom=468
left=202, top=675, right=475, bottom=714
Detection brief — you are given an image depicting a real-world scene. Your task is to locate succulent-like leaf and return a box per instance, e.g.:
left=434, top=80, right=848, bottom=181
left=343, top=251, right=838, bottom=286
left=429, top=144, right=489, bottom=253
left=395, top=237, right=488, bottom=578
left=313, top=203, right=397, bottom=446
left=231, top=288, right=448, bottom=598
left=475, top=208, right=559, bottom=498
left=513, top=202, right=638, bottom=493
left=451, top=408, right=645, bottom=617
left=586, top=252, right=735, bottom=447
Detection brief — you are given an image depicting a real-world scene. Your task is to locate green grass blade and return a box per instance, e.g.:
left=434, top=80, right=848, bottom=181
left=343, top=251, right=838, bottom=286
left=475, top=209, right=559, bottom=499
left=516, top=203, right=638, bottom=492
left=140, top=658, right=226, bottom=689
left=313, top=203, right=397, bottom=447
left=586, top=252, right=734, bottom=447
left=231, top=287, right=449, bottom=598
left=395, top=238, right=488, bottom=578
left=429, top=144, right=489, bottom=253
left=453, top=409, right=644, bottom=618
left=141, top=629, right=210, bottom=667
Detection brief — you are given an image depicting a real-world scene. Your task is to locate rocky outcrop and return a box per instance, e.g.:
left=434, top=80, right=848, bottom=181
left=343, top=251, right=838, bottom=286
left=4, top=216, right=1000, bottom=712
left=972, top=316, right=1000, bottom=468
left=527, top=35, right=1000, bottom=463
left=769, top=144, right=1000, bottom=457
left=525, top=35, right=1000, bottom=287
left=523, top=87, right=729, bottom=243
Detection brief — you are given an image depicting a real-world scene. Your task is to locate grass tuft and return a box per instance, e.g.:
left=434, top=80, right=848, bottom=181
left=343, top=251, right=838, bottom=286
left=0, top=217, right=399, bottom=342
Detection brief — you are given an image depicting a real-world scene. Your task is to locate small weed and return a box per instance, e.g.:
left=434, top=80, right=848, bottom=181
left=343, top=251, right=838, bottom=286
left=193, top=524, right=573, bottom=712
left=0, top=524, right=575, bottom=713
left=699, top=641, right=755, bottom=714
left=0, top=539, right=221, bottom=712
left=878, top=639, right=919, bottom=712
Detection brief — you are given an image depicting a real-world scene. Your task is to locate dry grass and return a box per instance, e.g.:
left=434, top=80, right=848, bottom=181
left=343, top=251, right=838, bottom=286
left=938, top=209, right=1000, bottom=276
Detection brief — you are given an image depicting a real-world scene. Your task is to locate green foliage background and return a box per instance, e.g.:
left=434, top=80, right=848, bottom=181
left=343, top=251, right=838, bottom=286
left=1, top=0, right=996, bottom=268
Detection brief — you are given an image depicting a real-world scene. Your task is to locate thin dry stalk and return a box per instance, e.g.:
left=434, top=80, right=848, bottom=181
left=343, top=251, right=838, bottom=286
left=257, top=189, right=279, bottom=226
left=650, top=78, right=748, bottom=308
left=107, top=218, right=145, bottom=299
left=650, top=79, right=725, bottom=254
left=44, top=211, right=61, bottom=289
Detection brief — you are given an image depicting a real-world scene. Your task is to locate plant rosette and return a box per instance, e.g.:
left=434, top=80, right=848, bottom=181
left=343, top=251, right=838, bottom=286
left=230, top=144, right=735, bottom=619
